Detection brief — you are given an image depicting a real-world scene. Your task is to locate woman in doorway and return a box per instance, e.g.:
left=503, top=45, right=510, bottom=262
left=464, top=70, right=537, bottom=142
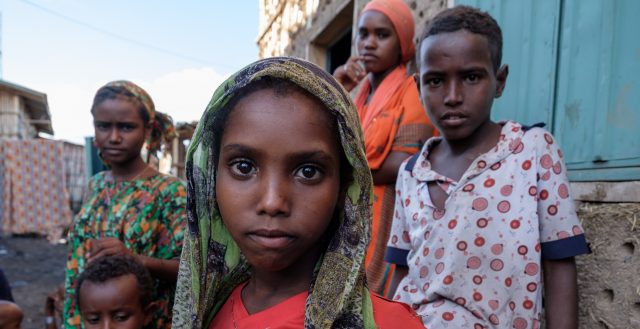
left=334, top=0, right=435, bottom=294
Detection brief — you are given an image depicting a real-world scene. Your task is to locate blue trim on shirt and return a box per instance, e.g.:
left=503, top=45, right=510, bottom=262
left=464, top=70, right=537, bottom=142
left=521, top=122, right=546, bottom=131
left=404, top=153, right=420, bottom=172
left=385, top=247, right=409, bottom=266
left=541, top=234, right=590, bottom=260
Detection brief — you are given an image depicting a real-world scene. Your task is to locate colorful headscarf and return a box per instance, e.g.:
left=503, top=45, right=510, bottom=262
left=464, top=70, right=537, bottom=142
left=362, top=0, right=416, bottom=63
left=97, top=80, right=177, bottom=155
left=172, top=57, right=376, bottom=328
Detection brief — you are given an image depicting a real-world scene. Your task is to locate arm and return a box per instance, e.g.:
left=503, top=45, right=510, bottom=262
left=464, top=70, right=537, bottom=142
left=333, top=56, right=366, bottom=92
left=136, top=256, right=179, bottom=283
left=387, top=265, right=408, bottom=299
left=371, top=151, right=412, bottom=185
left=88, top=238, right=179, bottom=283
left=543, top=257, right=578, bottom=329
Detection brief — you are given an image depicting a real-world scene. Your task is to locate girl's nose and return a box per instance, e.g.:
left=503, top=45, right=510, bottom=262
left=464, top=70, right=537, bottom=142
left=363, top=36, right=376, bottom=49
left=108, top=128, right=122, bottom=144
left=256, top=173, right=290, bottom=217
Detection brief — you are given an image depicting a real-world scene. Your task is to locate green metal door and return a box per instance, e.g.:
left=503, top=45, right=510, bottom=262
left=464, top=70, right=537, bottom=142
left=455, top=0, right=640, bottom=181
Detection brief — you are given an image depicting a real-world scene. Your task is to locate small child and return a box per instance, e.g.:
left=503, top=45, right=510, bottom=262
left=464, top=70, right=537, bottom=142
left=171, top=57, right=424, bottom=328
left=385, top=6, right=589, bottom=329
left=76, top=256, right=155, bottom=329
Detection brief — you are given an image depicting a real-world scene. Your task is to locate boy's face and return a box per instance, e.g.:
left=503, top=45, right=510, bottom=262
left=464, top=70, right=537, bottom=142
left=216, top=88, right=342, bottom=274
left=419, top=30, right=507, bottom=141
left=79, top=274, right=151, bottom=329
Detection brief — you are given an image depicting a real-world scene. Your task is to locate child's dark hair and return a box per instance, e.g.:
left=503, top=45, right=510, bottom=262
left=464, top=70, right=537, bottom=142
left=91, top=86, right=150, bottom=123
left=422, top=5, right=503, bottom=71
left=76, top=256, right=153, bottom=310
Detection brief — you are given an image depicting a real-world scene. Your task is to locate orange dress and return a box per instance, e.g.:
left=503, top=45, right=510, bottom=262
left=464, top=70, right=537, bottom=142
left=355, top=65, right=435, bottom=294
left=209, top=283, right=424, bottom=329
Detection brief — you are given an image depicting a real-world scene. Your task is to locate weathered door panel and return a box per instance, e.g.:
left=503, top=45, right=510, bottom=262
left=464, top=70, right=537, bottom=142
left=553, top=0, right=640, bottom=174
left=456, top=0, right=561, bottom=126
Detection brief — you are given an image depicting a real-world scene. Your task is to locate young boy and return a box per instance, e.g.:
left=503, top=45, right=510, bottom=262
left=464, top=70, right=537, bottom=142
left=76, top=256, right=155, bottom=329
left=385, top=6, right=589, bottom=329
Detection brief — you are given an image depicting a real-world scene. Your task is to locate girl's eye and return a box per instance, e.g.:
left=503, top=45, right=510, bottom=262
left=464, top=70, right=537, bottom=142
left=230, top=160, right=256, bottom=177
left=376, top=32, right=389, bottom=39
left=295, top=165, right=323, bottom=181
left=114, top=313, right=130, bottom=322
left=86, top=316, right=100, bottom=325
left=424, top=78, right=442, bottom=88
left=118, top=124, right=136, bottom=132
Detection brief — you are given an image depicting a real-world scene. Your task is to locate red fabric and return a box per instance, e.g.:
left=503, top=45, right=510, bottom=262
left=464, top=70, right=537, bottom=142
left=354, top=65, right=411, bottom=170
left=209, top=284, right=424, bottom=328
left=362, top=0, right=415, bottom=62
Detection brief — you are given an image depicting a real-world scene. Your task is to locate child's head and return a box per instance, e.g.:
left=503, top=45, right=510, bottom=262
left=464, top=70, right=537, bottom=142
left=76, top=256, right=154, bottom=329
left=418, top=6, right=508, bottom=141
left=91, top=80, right=175, bottom=164
left=422, top=6, right=503, bottom=72
left=183, top=57, right=374, bottom=326
left=356, top=0, right=415, bottom=73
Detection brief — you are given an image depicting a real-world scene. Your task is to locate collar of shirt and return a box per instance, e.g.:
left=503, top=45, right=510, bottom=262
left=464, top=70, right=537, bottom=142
left=411, top=121, right=526, bottom=191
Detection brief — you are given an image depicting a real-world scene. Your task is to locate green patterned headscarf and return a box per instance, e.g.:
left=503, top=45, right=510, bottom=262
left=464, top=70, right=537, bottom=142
left=172, top=57, right=376, bottom=328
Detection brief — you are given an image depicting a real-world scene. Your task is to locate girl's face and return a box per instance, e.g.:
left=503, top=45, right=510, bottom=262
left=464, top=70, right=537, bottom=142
left=93, top=97, right=148, bottom=166
left=356, top=10, right=401, bottom=74
left=216, top=88, right=342, bottom=274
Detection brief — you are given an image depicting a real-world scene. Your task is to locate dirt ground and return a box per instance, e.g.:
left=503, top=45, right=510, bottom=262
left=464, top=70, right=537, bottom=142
left=0, top=234, right=67, bottom=329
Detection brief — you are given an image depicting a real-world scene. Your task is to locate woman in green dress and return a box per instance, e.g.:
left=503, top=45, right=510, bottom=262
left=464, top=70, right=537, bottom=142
left=62, top=81, right=187, bottom=329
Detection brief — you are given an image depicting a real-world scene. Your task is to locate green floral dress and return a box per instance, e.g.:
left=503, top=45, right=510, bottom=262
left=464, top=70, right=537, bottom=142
left=63, top=171, right=187, bottom=329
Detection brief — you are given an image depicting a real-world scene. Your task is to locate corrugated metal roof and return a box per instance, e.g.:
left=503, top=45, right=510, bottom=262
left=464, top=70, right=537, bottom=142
left=0, top=79, right=53, bottom=135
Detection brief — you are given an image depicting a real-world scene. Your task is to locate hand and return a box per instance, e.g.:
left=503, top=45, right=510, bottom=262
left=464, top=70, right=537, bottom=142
left=333, top=56, right=366, bottom=92
left=45, top=284, right=64, bottom=314
left=87, top=237, right=132, bottom=262
left=45, top=284, right=64, bottom=329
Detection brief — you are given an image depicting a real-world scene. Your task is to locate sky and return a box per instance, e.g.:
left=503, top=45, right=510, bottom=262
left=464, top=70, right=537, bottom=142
left=0, top=0, right=260, bottom=144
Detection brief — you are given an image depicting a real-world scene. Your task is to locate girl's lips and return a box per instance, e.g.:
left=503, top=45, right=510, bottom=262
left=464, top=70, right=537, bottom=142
left=361, top=54, right=377, bottom=62
left=249, top=234, right=293, bottom=249
left=102, top=148, right=125, bottom=155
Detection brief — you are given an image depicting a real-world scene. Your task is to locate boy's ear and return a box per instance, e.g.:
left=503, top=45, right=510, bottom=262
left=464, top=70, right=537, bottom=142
left=495, top=64, right=509, bottom=98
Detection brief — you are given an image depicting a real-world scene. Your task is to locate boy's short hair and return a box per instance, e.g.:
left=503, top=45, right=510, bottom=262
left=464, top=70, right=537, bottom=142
left=76, top=256, right=153, bottom=309
left=421, top=5, right=503, bottom=71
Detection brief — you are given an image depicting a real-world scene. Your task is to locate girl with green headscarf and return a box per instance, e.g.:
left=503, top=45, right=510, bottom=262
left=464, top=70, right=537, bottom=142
left=172, top=57, right=423, bottom=329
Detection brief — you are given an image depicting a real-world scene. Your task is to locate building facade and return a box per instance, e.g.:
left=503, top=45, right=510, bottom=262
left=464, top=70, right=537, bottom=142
left=0, top=80, right=52, bottom=139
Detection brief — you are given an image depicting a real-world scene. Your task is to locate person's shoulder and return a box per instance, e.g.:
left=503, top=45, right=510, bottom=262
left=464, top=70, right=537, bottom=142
left=516, top=121, right=556, bottom=145
left=152, top=173, right=187, bottom=196
left=86, top=171, right=108, bottom=189
left=370, top=293, right=423, bottom=328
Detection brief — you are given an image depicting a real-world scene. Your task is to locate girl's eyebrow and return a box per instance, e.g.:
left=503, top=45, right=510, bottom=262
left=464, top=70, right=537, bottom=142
left=222, top=144, right=336, bottom=162
left=221, top=144, right=255, bottom=154
left=287, top=150, right=336, bottom=163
